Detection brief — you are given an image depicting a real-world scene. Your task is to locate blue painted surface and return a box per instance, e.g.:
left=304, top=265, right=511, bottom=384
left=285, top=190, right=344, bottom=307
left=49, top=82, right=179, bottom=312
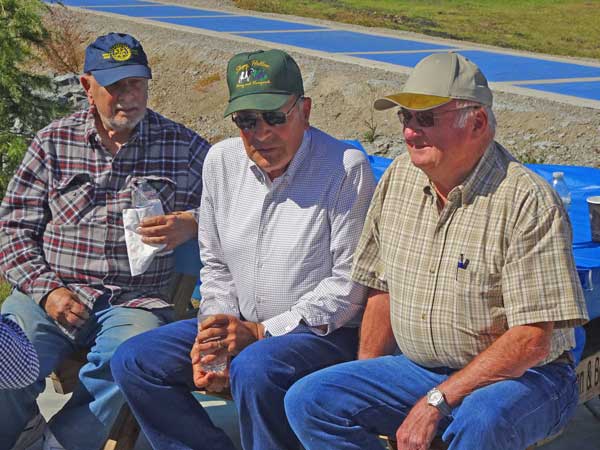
left=351, top=51, right=445, bottom=68
left=352, top=50, right=600, bottom=82
left=48, top=0, right=152, bottom=5
left=84, top=5, right=232, bottom=17
left=234, top=30, right=450, bottom=53
left=153, top=16, right=325, bottom=32
left=520, top=81, right=600, bottom=102
left=456, top=50, right=600, bottom=82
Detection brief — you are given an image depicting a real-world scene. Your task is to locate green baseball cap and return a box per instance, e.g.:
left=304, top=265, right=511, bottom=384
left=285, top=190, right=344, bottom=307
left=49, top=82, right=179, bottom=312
left=223, top=49, right=304, bottom=117
left=374, top=52, right=493, bottom=111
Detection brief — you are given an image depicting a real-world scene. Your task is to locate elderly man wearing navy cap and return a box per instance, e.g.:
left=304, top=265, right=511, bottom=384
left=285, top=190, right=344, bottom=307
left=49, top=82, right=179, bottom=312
left=0, top=33, right=209, bottom=450
left=285, top=52, right=588, bottom=449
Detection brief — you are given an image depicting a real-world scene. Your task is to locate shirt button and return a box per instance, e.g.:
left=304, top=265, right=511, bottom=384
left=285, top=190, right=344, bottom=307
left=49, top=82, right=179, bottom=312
left=421, top=313, right=426, bottom=321
left=429, top=266, right=435, bottom=274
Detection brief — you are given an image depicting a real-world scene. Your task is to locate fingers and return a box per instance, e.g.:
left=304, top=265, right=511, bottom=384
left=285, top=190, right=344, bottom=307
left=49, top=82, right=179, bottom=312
left=192, top=363, right=209, bottom=388
left=139, top=214, right=169, bottom=228
left=65, top=311, right=86, bottom=328
left=200, top=314, right=230, bottom=328
left=70, top=301, right=90, bottom=320
left=44, top=288, right=90, bottom=328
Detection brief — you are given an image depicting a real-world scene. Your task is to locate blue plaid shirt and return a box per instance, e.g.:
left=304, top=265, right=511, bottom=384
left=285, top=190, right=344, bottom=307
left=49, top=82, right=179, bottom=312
left=0, top=314, right=40, bottom=389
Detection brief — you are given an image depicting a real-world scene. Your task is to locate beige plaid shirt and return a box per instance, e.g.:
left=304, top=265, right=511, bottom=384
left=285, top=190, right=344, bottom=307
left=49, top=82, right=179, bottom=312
left=352, top=141, right=588, bottom=369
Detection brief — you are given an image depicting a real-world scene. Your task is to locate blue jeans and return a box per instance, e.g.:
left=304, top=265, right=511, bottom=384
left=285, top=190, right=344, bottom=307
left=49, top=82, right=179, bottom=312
left=0, top=290, right=173, bottom=450
left=285, top=354, right=579, bottom=450
left=111, top=318, right=358, bottom=450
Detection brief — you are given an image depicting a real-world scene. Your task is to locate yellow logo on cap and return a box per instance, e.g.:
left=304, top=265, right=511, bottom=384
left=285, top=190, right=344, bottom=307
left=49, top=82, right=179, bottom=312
left=108, top=44, right=132, bottom=62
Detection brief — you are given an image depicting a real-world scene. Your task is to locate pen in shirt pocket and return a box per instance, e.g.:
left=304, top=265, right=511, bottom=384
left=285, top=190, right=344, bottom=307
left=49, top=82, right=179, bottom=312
left=456, top=253, right=470, bottom=279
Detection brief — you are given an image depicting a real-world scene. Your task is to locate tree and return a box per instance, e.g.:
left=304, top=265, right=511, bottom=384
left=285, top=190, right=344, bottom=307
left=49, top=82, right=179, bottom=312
left=0, top=0, right=67, bottom=198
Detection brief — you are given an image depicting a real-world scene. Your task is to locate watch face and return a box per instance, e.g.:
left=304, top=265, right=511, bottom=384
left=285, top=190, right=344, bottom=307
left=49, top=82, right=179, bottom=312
left=429, top=390, right=443, bottom=405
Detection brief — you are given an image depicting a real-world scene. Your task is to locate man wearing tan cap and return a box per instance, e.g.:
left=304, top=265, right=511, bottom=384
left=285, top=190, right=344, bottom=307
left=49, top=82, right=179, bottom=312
left=285, top=52, right=588, bottom=449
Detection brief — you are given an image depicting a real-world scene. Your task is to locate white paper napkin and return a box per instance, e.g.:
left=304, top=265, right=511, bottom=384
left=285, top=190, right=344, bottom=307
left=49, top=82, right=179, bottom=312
left=123, top=199, right=166, bottom=276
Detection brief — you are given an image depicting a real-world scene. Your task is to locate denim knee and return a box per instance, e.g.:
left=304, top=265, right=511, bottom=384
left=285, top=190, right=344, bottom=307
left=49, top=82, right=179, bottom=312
left=230, top=341, right=294, bottom=396
left=110, top=336, right=143, bottom=385
left=445, top=404, right=517, bottom=448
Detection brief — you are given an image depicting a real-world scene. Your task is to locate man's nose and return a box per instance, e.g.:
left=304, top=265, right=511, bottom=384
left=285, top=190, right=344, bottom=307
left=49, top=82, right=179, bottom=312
left=251, top=117, right=272, bottom=140
left=403, top=122, right=423, bottom=139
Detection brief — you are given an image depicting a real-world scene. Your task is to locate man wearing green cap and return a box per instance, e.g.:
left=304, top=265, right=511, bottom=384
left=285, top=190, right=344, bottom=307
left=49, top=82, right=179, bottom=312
left=285, top=52, right=588, bottom=449
left=0, top=33, right=209, bottom=450
left=111, top=49, right=375, bottom=450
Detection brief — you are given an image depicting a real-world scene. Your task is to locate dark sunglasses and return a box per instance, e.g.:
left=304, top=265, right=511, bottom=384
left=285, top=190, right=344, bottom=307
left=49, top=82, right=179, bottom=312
left=232, top=96, right=302, bottom=131
left=398, top=105, right=480, bottom=128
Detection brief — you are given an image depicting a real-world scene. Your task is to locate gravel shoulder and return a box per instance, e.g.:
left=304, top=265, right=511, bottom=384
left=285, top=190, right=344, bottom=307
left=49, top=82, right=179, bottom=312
left=50, top=1, right=600, bottom=167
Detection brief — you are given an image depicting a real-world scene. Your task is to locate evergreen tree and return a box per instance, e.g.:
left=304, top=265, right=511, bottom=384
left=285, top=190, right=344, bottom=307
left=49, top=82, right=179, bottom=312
left=0, top=0, right=67, bottom=198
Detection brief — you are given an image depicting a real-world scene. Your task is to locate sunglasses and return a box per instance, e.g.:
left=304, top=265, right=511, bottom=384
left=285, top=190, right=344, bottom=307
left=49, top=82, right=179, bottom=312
left=232, top=96, right=302, bottom=131
left=398, top=105, right=480, bottom=128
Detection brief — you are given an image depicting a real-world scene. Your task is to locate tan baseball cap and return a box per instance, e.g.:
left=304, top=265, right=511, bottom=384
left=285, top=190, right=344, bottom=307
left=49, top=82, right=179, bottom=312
left=374, top=52, right=493, bottom=111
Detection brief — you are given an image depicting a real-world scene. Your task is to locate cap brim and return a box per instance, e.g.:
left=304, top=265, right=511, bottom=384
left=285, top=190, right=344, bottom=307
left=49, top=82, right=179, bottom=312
left=91, top=65, right=152, bottom=87
left=374, top=93, right=451, bottom=111
left=224, top=93, right=292, bottom=117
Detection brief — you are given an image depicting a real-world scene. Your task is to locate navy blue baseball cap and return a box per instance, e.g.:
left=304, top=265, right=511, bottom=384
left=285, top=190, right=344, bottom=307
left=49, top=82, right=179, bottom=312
left=83, top=33, right=152, bottom=86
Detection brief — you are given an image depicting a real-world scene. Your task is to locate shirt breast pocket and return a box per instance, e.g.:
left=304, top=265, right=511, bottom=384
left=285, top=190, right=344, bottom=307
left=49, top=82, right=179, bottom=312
left=49, top=174, right=96, bottom=224
left=129, top=176, right=176, bottom=213
left=454, top=269, right=505, bottom=338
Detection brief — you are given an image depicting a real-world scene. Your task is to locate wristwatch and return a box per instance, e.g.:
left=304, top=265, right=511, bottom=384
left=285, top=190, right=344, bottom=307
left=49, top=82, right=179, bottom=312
left=426, top=387, right=452, bottom=416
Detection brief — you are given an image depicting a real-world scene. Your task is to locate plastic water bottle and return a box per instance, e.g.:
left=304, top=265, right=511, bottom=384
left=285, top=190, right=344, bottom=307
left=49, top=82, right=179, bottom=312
left=552, top=172, right=571, bottom=210
left=132, top=181, right=160, bottom=209
left=197, top=314, right=228, bottom=373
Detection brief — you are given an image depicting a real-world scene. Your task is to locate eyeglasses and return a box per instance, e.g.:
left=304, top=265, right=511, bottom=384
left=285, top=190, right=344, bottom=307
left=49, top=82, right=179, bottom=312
left=232, top=96, right=302, bottom=131
left=398, top=105, right=480, bottom=128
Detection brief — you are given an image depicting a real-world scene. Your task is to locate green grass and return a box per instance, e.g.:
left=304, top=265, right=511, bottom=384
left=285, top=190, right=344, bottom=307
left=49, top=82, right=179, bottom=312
left=0, top=280, right=11, bottom=308
left=233, top=0, right=600, bottom=60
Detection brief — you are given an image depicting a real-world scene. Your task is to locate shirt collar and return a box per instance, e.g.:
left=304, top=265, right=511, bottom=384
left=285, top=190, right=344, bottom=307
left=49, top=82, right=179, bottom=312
left=421, top=141, right=497, bottom=206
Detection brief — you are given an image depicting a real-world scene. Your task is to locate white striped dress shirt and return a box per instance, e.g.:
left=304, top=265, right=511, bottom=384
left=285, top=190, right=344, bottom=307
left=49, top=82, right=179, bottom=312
left=198, top=127, right=376, bottom=336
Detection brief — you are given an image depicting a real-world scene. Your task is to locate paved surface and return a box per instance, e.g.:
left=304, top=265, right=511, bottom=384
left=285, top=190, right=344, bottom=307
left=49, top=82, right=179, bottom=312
left=49, top=0, right=600, bottom=109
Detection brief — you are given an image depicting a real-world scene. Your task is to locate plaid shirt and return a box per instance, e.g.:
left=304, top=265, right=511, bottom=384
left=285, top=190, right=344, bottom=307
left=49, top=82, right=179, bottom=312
left=0, top=107, right=209, bottom=334
left=0, top=314, right=40, bottom=389
left=352, top=141, right=588, bottom=369
left=198, top=128, right=375, bottom=336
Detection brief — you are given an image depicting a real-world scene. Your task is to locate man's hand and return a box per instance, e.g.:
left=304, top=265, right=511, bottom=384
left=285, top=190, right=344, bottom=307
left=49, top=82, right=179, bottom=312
left=138, top=211, right=197, bottom=250
left=42, top=287, right=90, bottom=328
left=196, top=314, right=263, bottom=356
left=395, top=397, right=442, bottom=450
left=190, top=314, right=264, bottom=390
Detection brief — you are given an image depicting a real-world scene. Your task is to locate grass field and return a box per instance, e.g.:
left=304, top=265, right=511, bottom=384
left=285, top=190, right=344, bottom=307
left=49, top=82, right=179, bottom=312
left=234, top=0, right=600, bottom=60
left=0, top=281, right=11, bottom=307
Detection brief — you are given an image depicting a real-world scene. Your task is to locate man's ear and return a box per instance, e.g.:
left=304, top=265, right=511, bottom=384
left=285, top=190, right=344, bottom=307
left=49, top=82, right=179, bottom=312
left=80, top=74, right=95, bottom=106
left=301, top=97, right=312, bottom=130
left=471, top=107, right=488, bottom=137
